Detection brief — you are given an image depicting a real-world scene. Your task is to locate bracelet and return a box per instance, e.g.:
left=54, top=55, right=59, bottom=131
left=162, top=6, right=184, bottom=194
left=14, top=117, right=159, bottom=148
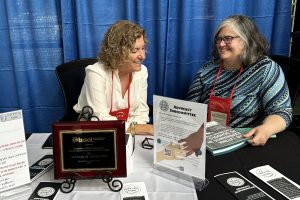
left=130, top=122, right=137, bottom=135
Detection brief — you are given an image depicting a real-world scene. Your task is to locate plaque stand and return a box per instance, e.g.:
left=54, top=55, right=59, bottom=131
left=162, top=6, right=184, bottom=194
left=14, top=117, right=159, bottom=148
left=59, top=106, right=124, bottom=193
left=60, top=172, right=123, bottom=193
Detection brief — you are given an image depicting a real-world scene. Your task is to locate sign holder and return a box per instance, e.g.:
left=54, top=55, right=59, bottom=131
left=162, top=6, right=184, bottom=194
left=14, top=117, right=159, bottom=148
left=152, top=163, right=209, bottom=192
left=152, top=95, right=209, bottom=192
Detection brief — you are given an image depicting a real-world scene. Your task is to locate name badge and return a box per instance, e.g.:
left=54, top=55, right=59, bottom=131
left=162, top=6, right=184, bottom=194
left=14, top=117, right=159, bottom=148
left=210, top=111, right=228, bottom=126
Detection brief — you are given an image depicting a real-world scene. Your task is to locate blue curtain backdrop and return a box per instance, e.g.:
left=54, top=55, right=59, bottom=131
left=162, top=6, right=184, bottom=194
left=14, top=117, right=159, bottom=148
left=0, top=0, right=291, bottom=133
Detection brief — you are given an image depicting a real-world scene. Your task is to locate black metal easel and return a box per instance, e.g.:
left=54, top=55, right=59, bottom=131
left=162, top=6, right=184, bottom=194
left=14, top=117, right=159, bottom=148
left=60, top=171, right=123, bottom=193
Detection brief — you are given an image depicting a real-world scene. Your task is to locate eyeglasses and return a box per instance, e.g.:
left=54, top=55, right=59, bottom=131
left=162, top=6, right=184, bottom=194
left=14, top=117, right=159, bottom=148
left=141, top=137, right=153, bottom=149
left=214, top=36, right=239, bottom=45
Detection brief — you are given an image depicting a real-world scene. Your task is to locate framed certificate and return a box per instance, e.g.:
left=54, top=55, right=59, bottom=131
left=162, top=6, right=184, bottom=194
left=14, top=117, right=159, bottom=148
left=52, top=120, right=126, bottom=179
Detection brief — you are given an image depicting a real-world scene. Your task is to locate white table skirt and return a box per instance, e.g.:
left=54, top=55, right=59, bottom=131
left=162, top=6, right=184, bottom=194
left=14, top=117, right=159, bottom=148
left=20, top=133, right=198, bottom=200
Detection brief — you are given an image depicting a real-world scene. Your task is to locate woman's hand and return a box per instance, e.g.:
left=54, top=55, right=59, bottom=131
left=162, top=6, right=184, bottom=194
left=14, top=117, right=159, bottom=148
left=127, top=124, right=153, bottom=135
left=136, top=124, right=154, bottom=135
left=243, top=125, right=273, bottom=146
left=243, top=114, right=287, bottom=146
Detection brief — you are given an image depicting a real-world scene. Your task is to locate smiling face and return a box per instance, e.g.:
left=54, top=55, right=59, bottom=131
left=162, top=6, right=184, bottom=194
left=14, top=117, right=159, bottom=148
left=216, top=26, right=244, bottom=68
left=119, top=36, right=146, bottom=73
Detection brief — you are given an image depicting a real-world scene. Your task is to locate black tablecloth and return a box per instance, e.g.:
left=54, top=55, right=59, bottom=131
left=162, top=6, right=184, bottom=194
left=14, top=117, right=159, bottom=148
left=197, top=130, right=300, bottom=200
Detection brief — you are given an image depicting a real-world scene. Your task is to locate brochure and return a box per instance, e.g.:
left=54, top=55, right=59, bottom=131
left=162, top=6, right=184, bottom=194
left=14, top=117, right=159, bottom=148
left=153, top=95, right=207, bottom=181
left=234, top=128, right=276, bottom=139
left=28, top=182, right=61, bottom=200
left=214, top=171, right=274, bottom=199
left=206, top=121, right=250, bottom=156
left=250, top=165, right=300, bottom=200
left=30, top=155, right=54, bottom=182
left=120, top=182, right=149, bottom=200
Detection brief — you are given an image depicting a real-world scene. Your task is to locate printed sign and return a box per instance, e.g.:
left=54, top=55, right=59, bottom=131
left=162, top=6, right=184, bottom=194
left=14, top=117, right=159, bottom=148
left=153, top=95, right=207, bottom=180
left=0, top=110, right=30, bottom=193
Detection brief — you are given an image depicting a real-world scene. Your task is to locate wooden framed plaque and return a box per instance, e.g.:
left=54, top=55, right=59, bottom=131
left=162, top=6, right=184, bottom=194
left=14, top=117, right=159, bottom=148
left=52, top=120, right=126, bottom=179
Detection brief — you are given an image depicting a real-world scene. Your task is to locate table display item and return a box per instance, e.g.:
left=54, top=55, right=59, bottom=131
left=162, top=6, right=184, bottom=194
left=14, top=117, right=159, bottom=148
left=214, top=171, right=274, bottom=200
left=0, top=110, right=31, bottom=199
left=42, top=134, right=53, bottom=149
left=206, top=121, right=250, bottom=156
left=120, top=182, right=149, bottom=200
left=250, top=165, right=300, bottom=200
left=153, top=95, right=207, bottom=191
left=52, top=119, right=126, bottom=192
left=30, top=155, right=54, bottom=182
left=28, top=182, right=61, bottom=200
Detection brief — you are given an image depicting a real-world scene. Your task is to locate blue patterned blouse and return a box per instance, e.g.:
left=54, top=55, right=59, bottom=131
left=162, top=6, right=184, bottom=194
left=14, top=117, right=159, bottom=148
left=186, top=56, right=292, bottom=128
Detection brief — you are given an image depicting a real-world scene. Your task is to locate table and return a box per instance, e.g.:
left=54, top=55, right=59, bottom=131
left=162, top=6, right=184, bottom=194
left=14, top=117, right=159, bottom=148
left=197, top=130, right=300, bottom=199
left=23, top=133, right=198, bottom=200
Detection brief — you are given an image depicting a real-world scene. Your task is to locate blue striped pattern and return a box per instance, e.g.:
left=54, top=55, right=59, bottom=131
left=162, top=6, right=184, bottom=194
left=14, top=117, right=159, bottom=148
left=186, top=56, right=292, bottom=128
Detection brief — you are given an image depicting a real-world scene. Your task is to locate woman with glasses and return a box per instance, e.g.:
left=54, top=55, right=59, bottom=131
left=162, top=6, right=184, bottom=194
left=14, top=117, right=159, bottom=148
left=186, top=15, right=292, bottom=146
left=74, top=20, right=153, bottom=134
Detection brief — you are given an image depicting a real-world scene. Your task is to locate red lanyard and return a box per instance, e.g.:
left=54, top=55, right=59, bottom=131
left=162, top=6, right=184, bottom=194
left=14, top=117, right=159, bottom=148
left=210, top=64, right=244, bottom=100
left=208, top=64, right=244, bottom=126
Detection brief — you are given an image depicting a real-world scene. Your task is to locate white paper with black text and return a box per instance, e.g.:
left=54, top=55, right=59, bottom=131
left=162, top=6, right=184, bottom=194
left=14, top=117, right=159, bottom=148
left=250, top=165, right=300, bottom=200
left=0, top=110, right=30, bottom=193
left=153, top=95, right=207, bottom=180
left=120, top=182, right=149, bottom=200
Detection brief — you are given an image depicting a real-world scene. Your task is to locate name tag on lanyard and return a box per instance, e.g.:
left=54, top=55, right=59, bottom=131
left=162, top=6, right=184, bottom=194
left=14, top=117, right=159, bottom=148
left=208, top=65, right=243, bottom=126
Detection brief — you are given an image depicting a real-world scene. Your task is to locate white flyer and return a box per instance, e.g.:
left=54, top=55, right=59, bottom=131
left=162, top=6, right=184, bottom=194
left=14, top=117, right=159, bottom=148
left=153, top=95, right=207, bottom=180
left=120, top=182, right=149, bottom=200
left=0, top=110, right=30, bottom=193
left=250, top=165, right=300, bottom=200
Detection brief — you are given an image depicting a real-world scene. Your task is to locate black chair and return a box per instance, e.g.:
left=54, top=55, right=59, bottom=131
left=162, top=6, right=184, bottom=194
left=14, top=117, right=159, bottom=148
left=269, top=54, right=300, bottom=131
left=43, top=58, right=97, bottom=148
left=55, top=58, right=98, bottom=121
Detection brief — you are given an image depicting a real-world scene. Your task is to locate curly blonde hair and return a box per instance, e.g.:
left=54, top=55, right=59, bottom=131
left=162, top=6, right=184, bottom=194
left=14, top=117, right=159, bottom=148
left=97, top=20, right=148, bottom=69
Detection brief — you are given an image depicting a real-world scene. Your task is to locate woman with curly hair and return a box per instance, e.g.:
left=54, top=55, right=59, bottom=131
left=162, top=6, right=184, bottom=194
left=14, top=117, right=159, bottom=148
left=74, top=20, right=153, bottom=134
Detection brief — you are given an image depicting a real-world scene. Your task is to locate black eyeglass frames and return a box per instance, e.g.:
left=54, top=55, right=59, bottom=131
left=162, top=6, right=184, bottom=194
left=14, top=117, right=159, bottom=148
left=214, top=36, right=239, bottom=45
